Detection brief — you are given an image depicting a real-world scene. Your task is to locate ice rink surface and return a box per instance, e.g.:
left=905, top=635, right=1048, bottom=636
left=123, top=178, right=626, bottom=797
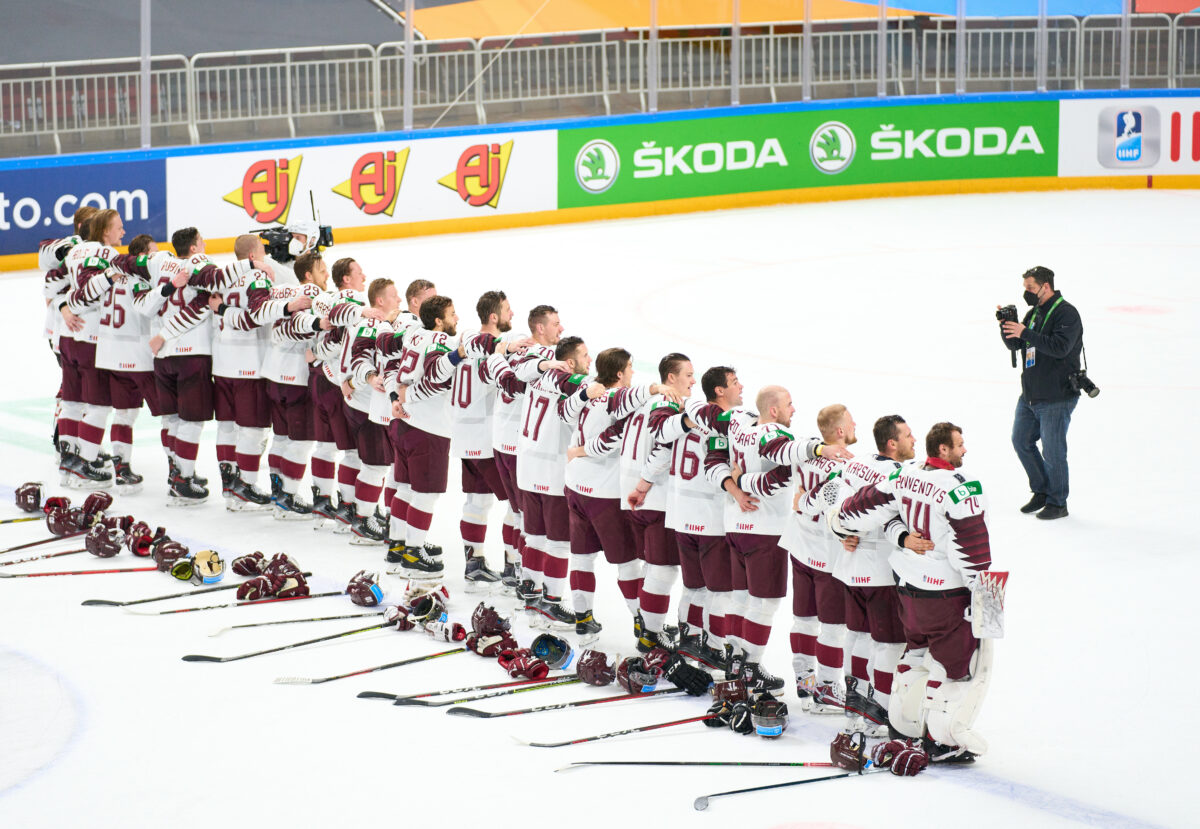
left=0, top=189, right=1195, bottom=828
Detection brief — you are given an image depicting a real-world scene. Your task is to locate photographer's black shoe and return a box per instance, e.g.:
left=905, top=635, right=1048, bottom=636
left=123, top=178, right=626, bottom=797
left=1037, top=504, right=1068, bottom=520
left=1019, top=493, right=1047, bottom=514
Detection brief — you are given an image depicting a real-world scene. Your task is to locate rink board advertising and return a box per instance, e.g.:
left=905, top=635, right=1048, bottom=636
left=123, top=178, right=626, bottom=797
left=558, top=101, right=1060, bottom=208
left=1, top=93, right=1198, bottom=261
left=0, top=159, right=166, bottom=257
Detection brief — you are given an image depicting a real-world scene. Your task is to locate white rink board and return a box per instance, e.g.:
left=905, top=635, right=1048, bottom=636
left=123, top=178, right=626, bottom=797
left=1, top=189, right=1195, bottom=829
left=164, top=129, right=557, bottom=237
left=1058, top=97, right=1200, bottom=176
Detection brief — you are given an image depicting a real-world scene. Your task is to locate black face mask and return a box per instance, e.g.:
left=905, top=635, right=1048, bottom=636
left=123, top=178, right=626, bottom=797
left=1023, top=290, right=1040, bottom=306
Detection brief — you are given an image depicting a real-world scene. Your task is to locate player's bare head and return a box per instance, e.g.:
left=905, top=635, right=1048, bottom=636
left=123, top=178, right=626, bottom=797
left=926, top=421, right=965, bottom=468
left=528, top=305, right=562, bottom=345
left=595, top=348, right=633, bottom=388
left=234, top=233, right=264, bottom=260
left=817, top=404, right=856, bottom=445
left=477, top=291, right=512, bottom=332
left=702, top=366, right=741, bottom=407
left=874, top=414, right=915, bottom=461
left=294, top=251, right=325, bottom=287
left=556, top=336, right=587, bottom=372
left=756, top=385, right=793, bottom=427
left=88, top=209, right=123, bottom=245
left=658, top=352, right=692, bottom=384
left=127, top=234, right=157, bottom=257
left=368, top=277, right=399, bottom=317
left=406, top=279, right=437, bottom=314
left=73, top=206, right=99, bottom=235
left=420, top=295, right=458, bottom=336
left=332, top=257, right=363, bottom=291
left=171, top=227, right=202, bottom=257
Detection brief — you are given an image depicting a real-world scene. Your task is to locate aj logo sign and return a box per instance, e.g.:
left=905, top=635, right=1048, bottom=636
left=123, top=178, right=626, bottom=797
left=223, top=157, right=302, bottom=224
left=438, top=142, right=513, bottom=208
left=332, top=149, right=410, bottom=216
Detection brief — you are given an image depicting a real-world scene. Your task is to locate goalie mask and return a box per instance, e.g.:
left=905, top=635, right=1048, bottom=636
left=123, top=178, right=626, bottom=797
left=531, top=634, right=575, bottom=671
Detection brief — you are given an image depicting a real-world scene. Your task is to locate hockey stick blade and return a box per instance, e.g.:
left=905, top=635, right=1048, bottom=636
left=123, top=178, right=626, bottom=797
left=181, top=654, right=224, bottom=663
left=693, top=767, right=886, bottom=811
left=446, top=686, right=685, bottom=718
left=394, top=677, right=580, bottom=707
left=357, top=691, right=401, bottom=700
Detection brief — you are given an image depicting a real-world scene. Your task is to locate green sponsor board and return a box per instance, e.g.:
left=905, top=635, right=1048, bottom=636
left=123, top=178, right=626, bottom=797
left=558, top=101, right=1059, bottom=208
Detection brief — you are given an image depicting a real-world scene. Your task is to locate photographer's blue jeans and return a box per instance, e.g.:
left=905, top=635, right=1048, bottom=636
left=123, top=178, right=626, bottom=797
left=1011, top=396, right=1077, bottom=508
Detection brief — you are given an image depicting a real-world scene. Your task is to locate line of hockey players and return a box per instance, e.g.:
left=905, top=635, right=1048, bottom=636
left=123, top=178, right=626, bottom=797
left=38, top=207, right=997, bottom=764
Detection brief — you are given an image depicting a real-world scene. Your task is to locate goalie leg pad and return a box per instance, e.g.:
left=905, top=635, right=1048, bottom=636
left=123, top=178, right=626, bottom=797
left=925, top=639, right=992, bottom=756
left=888, top=648, right=930, bottom=739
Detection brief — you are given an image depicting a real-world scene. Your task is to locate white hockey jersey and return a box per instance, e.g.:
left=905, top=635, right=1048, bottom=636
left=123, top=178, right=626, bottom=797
left=834, top=460, right=993, bottom=592
left=618, top=396, right=669, bottom=513
left=564, top=385, right=651, bottom=500
left=781, top=455, right=845, bottom=573
left=516, top=366, right=585, bottom=496
left=831, top=455, right=907, bottom=587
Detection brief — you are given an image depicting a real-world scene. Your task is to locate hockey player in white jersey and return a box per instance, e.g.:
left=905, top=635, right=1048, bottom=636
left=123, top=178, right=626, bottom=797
left=832, top=414, right=931, bottom=734
left=209, top=235, right=315, bottom=511
left=259, top=253, right=326, bottom=518
left=649, top=365, right=755, bottom=670
left=781, top=403, right=856, bottom=713
left=90, top=233, right=161, bottom=492
left=515, top=332, right=591, bottom=629
left=446, top=291, right=517, bottom=589
left=620, top=353, right=696, bottom=653
left=61, top=210, right=127, bottom=488
left=564, top=348, right=679, bottom=641
left=493, top=305, right=566, bottom=599
left=828, top=421, right=995, bottom=763
left=703, top=385, right=853, bottom=694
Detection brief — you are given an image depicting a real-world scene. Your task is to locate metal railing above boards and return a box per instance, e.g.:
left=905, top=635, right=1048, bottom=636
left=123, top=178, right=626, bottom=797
left=0, top=13, right=1195, bottom=157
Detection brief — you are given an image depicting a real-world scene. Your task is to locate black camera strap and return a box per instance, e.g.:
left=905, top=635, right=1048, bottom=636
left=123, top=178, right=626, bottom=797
left=1030, top=295, right=1064, bottom=332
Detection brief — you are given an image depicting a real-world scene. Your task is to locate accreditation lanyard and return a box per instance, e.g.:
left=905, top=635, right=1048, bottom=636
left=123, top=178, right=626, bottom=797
left=1029, top=296, right=1064, bottom=333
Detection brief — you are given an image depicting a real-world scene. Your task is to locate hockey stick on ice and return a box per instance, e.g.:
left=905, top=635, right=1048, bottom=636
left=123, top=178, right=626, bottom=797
left=0, top=531, right=86, bottom=555
left=0, top=547, right=86, bottom=566
left=395, top=676, right=580, bottom=707
left=446, top=687, right=686, bottom=718
left=693, top=766, right=886, bottom=811
left=0, top=516, right=43, bottom=526
left=358, top=675, right=569, bottom=702
left=273, top=647, right=467, bottom=684
left=555, top=760, right=837, bottom=773
left=519, top=713, right=715, bottom=748
left=82, top=572, right=311, bottom=606
left=126, top=591, right=341, bottom=616
left=182, top=622, right=391, bottom=663
left=0, top=565, right=157, bottom=578
left=210, top=611, right=383, bottom=636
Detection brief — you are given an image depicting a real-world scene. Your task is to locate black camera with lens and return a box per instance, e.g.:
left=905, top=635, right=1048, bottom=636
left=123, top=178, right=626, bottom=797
left=1069, top=370, right=1100, bottom=399
left=253, top=224, right=335, bottom=263
left=995, top=305, right=1019, bottom=325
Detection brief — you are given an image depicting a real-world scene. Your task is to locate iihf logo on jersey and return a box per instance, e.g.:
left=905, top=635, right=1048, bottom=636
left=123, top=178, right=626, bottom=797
left=437, top=142, right=513, bottom=208
left=223, top=156, right=302, bottom=224
left=1096, top=106, right=1159, bottom=169
left=1115, top=111, right=1143, bottom=162
left=332, top=149, right=410, bottom=217
left=809, top=122, right=855, bottom=175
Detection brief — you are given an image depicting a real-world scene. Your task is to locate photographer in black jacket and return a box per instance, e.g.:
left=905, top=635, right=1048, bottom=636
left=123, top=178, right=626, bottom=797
left=999, top=266, right=1083, bottom=520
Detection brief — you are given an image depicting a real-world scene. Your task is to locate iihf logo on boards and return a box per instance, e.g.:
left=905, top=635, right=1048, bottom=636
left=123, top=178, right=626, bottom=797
left=1097, top=106, right=1159, bottom=168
